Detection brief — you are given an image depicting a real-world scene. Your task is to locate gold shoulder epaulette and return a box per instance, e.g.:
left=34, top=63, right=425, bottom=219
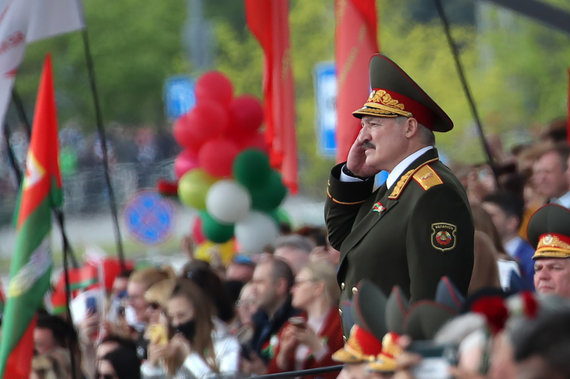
left=388, top=169, right=415, bottom=199
left=388, top=158, right=441, bottom=199
left=412, top=164, right=443, bottom=191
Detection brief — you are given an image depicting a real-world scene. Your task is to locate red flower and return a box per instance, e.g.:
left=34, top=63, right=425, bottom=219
left=471, top=296, right=509, bottom=334
left=521, top=291, right=538, bottom=319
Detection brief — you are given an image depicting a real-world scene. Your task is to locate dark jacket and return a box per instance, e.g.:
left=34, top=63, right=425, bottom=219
left=249, top=296, right=300, bottom=363
left=325, top=148, right=474, bottom=330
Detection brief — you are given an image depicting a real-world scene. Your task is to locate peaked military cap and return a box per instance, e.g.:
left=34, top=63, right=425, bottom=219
left=340, top=299, right=356, bottom=337
left=332, top=280, right=386, bottom=363
left=352, top=54, right=453, bottom=132
left=385, top=286, right=410, bottom=334
left=527, top=204, right=570, bottom=260
left=331, top=324, right=383, bottom=363
left=352, top=279, right=388, bottom=342
left=403, top=300, right=458, bottom=340
left=367, top=332, right=403, bottom=373
left=435, top=276, right=465, bottom=313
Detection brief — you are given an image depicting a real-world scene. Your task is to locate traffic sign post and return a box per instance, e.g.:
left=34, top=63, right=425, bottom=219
left=124, top=190, right=176, bottom=246
left=164, top=76, right=196, bottom=120
left=314, top=62, right=337, bottom=157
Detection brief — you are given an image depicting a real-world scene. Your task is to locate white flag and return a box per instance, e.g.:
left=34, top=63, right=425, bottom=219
left=0, top=0, right=84, bottom=130
left=27, top=0, right=85, bottom=43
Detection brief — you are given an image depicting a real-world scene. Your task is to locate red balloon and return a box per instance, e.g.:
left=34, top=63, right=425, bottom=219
left=173, top=112, right=201, bottom=153
left=174, top=150, right=199, bottom=179
left=227, top=95, right=264, bottom=139
left=173, top=101, right=229, bottom=152
left=191, top=216, right=206, bottom=244
left=236, top=131, right=269, bottom=153
left=195, top=71, right=234, bottom=106
left=198, top=138, right=239, bottom=178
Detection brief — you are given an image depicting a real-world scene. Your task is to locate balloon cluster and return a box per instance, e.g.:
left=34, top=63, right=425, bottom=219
left=172, top=72, right=287, bottom=258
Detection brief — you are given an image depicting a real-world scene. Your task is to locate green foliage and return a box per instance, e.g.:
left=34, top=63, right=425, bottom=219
left=9, top=0, right=570, bottom=195
left=13, top=0, right=188, bottom=128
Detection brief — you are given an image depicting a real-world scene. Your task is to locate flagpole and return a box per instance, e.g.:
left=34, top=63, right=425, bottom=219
left=61, top=225, right=79, bottom=379
left=433, top=0, right=500, bottom=188
left=5, top=92, right=80, bottom=268
left=80, top=28, right=126, bottom=270
left=3, top=123, right=22, bottom=185
left=11, top=89, right=32, bottom=138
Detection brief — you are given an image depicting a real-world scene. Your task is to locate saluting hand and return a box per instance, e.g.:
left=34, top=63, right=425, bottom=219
left=346, top=129, right=378, bottom=178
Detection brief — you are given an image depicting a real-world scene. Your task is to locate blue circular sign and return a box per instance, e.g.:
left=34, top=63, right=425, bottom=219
left=124, top=190, right=175, bottom=245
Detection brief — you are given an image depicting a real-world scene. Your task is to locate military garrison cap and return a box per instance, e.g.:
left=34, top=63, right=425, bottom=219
left=332, top=280, right=387, bottom=363
left=527, top=204, right=570, bottom=260
left=352, top=54, right=453, bottom=132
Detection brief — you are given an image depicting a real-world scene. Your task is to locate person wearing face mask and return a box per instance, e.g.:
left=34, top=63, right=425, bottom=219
left=140, top=278, right=240, bottom=378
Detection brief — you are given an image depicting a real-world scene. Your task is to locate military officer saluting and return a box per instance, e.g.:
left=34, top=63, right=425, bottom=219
left=325, top=54, right=474, bottom=318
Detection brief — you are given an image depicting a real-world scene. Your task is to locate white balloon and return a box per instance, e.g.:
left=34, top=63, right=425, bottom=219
left=235, top=211, right=279, bottom=254
left=206, top=180, right=251, bottom=223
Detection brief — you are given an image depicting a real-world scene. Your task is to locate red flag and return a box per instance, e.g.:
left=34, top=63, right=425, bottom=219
left=0, top=53, right=63, bottom=378
left=335, top=0, right=379, bottom=162
left=245, top=0, right=298, bottom=193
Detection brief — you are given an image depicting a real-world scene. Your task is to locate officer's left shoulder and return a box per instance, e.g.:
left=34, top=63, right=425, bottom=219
left=389, top=160, right=444, bottom=199
left=412, top=164, right=444, bottom=191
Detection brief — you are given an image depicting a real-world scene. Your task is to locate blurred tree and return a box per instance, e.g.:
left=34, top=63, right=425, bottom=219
left=6, top=0, right=570, bottom=195
left=12, top=0, right=188, bottom=128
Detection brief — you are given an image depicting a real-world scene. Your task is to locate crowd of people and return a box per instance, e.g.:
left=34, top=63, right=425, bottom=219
left=2, top=52, right=570, bottom=378
left=14, top=163, right=570, bottom=379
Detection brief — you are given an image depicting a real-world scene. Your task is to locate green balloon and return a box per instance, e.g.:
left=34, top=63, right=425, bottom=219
left=271, top=207, right=291, bottom=226
left=178, top=169, right=217, bottom=210
left=232, top=149, right=271, bottom=190
left=270, top=207, right=292, bottom=232
left=251, top=170, right=287, bottom=212
left=200, top=211, right=234, bottom=243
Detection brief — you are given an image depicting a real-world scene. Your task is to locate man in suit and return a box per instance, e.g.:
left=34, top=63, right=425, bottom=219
left=482, top=191, right=535, bottom=289
left=532, top=143, right=570, bottom=208
left=325, top=54, right=474, bottom=328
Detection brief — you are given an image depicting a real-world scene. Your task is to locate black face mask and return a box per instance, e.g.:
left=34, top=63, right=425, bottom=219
left=175, top=319, right=196, bottom=342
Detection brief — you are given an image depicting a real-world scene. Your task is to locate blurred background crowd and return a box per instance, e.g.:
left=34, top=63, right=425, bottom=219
left=1, top=117, right=568, bottom=379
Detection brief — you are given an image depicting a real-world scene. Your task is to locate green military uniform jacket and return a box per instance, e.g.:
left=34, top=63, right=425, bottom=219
left=325, top=148, right=474, bottom=314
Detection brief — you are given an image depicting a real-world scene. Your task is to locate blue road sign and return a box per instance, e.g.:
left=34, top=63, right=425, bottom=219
left=314, top=62, right=337, bottom=157
left=164, top=76, right=196, bottom=120
left=124, top=190, right=175, bottom=245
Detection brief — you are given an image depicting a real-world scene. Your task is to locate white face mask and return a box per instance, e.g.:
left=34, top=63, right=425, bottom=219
left=125, top=305, right=146, bottom=332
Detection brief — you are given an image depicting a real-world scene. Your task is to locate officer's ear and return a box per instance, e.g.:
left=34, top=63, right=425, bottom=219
left=403, top=117, right=419, bottom=138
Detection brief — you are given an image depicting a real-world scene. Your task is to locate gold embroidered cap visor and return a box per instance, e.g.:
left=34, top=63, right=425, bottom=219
left=367, top=332, right=402, bottom=372
left=532, top=233, right=570, bottom=259
left=352, top=54, right=453, bottom=133
left=527, top=204, right=570, bottom=259
left=332, top=324, right=383, bottom=363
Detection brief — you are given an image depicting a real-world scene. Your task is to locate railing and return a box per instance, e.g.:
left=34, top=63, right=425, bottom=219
left=0, top=158, right=175, bottom=225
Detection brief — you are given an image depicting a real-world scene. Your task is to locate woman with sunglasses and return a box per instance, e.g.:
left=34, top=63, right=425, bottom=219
left=141, top=278, right=240, bottom=378
left=267, top=260, right=344, bottom=378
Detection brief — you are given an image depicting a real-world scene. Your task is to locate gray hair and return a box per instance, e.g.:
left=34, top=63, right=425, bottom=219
left=396, top=116, right=435, bottom=146
left=274, top=234, right=316, bottom=253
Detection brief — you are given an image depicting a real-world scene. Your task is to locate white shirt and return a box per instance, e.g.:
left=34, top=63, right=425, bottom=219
left=340, top=146, right=434, bottom=187
left=552, top=190, right=570, bottom=208
left=386, top=146, right=434, bottom=189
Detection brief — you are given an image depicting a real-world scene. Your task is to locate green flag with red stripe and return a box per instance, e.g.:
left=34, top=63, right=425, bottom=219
left=0, top=54, right=63, bottom=379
